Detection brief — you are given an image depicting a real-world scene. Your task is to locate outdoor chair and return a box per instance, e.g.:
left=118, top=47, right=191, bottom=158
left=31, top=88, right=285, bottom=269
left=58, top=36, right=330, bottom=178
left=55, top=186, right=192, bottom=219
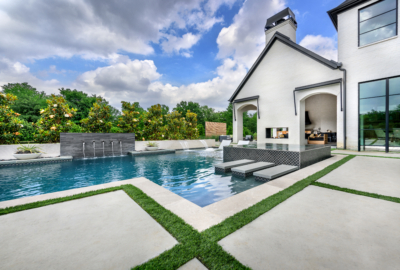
left=238, top=140, right=250, bottom=146
left=218, top=140, right=231, bottom=150
left=244, top=135, right=253, bottom=141
left=374, top=129, right=386, bottom=140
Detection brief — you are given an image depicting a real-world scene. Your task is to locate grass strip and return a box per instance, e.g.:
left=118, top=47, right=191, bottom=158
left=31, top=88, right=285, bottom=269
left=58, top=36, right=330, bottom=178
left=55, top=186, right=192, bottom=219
left=0, top=186, right=122, bottom=216
left=332, top=153, right=400, bottom=159
left=202, top=155, right=356, bottom=242
left=312, top=182, right=400, bottom=203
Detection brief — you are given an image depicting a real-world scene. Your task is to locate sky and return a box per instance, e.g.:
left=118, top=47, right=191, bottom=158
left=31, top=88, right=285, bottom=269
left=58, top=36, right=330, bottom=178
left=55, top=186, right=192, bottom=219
left=0, top=0, right=344, bottom=111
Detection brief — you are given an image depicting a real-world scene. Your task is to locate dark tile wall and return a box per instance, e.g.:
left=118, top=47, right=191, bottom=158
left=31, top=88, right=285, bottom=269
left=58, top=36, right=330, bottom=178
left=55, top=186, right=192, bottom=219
left=60, top=133, right=135, bottom=158
left=300, top=147, right=331, bottom=168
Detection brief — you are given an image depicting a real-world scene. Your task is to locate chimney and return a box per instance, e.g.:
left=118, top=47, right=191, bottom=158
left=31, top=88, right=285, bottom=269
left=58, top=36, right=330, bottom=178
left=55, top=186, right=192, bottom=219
left=265, top=7, right=297, bottom=45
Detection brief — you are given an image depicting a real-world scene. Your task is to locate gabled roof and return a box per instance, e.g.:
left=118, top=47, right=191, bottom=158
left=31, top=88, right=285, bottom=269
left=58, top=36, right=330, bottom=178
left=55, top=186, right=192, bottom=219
left=327, top=0, right=370, bottom=30
left=228, top=32, right=341, bottom=102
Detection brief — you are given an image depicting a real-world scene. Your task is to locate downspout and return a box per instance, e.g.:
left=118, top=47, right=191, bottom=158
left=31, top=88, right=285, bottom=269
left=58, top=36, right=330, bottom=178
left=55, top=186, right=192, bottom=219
left=338, top=64, right=346, bottom=150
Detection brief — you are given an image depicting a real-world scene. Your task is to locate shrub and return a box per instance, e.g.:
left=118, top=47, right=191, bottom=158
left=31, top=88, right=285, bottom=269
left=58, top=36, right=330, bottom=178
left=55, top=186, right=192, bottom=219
left=0, top=92, right=24, bottom=144
left=117, top=101, right=140, bottom=135
left=68, top=122, right=84, bottom=133
left=141, top=104, right=165, bottom=141
left=80, top=98, right=113, bottom=133
left=164, top=111, right=185, bottom=140
left=185, top=110, right=199, bottom=140
left=146, top=141, right=158, bottom=147
left=197, top=124, right=205, bottom=136
left=16, top=144, right=43, bottom=154
left=35, top=95, right=77, bottom=143
left=19, top=120, right=37, bottom=142
left=110, top=126, right=123, bottom=133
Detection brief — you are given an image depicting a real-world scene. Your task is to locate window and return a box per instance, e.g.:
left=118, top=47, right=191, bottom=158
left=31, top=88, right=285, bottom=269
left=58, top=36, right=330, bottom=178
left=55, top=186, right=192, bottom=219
left=266, top=128, right=289, bottom=139
left=359, top=76, right=400, bottom=152
left=359, top=0, right=398, bottom=46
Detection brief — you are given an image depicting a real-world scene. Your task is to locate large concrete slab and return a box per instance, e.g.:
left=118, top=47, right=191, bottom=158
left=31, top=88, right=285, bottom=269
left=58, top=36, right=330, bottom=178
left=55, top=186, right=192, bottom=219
left=219, top=186, right=400, bottom=270
left=0, top=191, right=177, bottom=270
left=332, top=149, right=400, bottom=158
left=253, top=164, right=298, bottom=181
left=317, top=156, right=400, bottom=198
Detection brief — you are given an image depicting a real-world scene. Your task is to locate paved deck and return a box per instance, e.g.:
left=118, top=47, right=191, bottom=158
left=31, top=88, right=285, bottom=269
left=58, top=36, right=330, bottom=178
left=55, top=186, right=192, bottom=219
left=219, top=186, right=400, bottom=270
left=0, top=191, right=177, bottom=270
left=332, top=149, right=400, bottom=158
left=317, top=156, right=400, bottom=198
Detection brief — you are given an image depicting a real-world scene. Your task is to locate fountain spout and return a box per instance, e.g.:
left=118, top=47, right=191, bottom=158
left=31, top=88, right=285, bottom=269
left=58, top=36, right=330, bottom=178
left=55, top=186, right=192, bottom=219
left=119, top=141, right=123, bottom=156
left=92, top=141, right=96, bottom=158
left=102, top=141, right=105, bottom=157
left=82, top=141, right=86, bottom=158
left=111, top=141, right=115, bottom=156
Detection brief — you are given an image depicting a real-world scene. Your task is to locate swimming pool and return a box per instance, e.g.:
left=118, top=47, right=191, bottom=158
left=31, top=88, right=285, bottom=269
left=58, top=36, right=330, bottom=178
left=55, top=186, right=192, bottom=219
left=0, top=150, right=264, bottom=207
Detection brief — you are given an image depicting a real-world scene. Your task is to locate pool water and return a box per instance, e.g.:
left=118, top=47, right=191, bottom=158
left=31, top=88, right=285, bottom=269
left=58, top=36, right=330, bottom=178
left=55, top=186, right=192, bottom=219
left=0, top=150, right=264, bottom=207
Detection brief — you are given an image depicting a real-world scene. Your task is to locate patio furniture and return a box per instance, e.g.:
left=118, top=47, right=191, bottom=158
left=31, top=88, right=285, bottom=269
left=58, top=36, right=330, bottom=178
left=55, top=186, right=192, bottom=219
left=374, top=129, right=386, bottom=140
left=219, top=135, right=232, bottom=142
left=238, top=140, right=250, bottom=145
left=308, top=134, right=328, bottom=145
left=218, top=140, right=232, bottom=150
left=244, top=135, right=253, bottom=141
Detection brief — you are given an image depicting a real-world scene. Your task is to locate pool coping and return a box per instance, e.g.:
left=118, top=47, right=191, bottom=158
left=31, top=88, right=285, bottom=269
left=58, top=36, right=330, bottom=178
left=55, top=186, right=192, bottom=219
left=0, top=156, right=73, bottom=167
left=0, top=155, right=346, bottom=232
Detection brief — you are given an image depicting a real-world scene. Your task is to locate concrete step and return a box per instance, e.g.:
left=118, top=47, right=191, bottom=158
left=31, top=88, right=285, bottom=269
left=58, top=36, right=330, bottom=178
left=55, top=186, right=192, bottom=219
left=231, top=162, right=275, bottom=178
left=215, top=159, right=255, bottom=173
left=254, top=165, right=298, bottom=182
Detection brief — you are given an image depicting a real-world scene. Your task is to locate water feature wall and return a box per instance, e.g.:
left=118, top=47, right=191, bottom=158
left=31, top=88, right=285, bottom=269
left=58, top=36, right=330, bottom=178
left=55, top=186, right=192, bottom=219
left=60, top=133, right=135, bottom=158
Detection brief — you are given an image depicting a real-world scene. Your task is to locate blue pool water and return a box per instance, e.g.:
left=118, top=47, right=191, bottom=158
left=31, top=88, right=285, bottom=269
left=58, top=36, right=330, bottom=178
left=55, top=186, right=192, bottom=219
left=0, top=150, right=264, bottom=207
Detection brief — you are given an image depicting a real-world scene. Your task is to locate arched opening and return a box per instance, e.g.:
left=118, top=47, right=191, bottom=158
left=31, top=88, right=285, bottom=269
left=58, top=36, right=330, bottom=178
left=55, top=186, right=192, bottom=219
left=233, top=103, right=258, bottom=142
left=303, top=93, right=337, bottom=146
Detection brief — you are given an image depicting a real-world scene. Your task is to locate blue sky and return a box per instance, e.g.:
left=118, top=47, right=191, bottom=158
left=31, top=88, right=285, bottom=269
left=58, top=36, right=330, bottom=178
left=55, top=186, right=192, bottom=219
left=0, top=0, right=344, bottom=110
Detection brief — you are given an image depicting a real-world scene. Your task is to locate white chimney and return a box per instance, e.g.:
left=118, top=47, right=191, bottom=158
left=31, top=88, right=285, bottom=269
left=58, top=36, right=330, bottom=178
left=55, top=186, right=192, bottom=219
left=265, top=8, right=297, bottom=45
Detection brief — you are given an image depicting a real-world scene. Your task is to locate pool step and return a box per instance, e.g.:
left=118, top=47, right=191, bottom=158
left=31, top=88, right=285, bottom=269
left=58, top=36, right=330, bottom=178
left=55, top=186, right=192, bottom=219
left=254, top=165, right=298, bottom=182
left=231, top=162, right=275, bottom=178
left=215, top=159, right=255, bottom=173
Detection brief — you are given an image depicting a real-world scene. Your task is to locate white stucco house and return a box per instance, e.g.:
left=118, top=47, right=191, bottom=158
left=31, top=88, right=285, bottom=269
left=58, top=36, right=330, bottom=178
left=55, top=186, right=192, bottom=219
left=230, top=0, right=400, bottom=152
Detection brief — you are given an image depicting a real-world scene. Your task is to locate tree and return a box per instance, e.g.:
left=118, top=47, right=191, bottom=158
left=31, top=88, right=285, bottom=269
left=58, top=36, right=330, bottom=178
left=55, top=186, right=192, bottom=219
left=59, top=88, right=97, bottom=123
left=35, top=95, right=77, bottom=143
left=2, top=83, right=47, bottom=122
left=80, top=98, right=113, bottom=133
left=185, top=110, right=199, bottom=139
left=174, top=101, right=204, bottom=125
left=0, top=92, right=24, bottom=144
left=141, top=104, right=165, bottom=141
left=117, top=101, right=140, bottom=134
left=165, top=111, right=185, bottom=140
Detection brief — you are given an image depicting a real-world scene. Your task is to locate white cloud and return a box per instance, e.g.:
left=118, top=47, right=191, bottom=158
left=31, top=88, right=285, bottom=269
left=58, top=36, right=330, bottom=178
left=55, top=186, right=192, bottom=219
left=160, top=33, right=202, bottom=57
left=299, top=35, right=338, bottom=61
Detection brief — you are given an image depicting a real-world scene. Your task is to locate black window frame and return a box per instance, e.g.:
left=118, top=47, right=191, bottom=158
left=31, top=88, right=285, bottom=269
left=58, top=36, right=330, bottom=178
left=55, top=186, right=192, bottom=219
left=358, top=0, right=398, bottom=47
left=358, top=74, right=400, bottom=152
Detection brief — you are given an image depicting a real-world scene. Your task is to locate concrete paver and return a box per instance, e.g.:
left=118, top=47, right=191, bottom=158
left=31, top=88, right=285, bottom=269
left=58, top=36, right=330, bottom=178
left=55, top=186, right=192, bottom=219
left=178, top=258, right=207, bottom=270
left=0, top=191, right=177, bottom=270
left=332, top=149, right=400, bottom=158
left=317, top=156, right=400, bottom=198
left=219, top=186, right=400, bottom=270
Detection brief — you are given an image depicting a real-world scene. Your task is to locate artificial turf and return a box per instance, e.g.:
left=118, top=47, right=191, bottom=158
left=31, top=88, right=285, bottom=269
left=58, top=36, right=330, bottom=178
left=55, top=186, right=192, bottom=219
left=0, top=154, right=357, bottom=270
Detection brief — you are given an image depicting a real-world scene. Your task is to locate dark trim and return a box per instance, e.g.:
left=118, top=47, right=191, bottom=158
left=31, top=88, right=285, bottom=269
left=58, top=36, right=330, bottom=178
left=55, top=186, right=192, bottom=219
left=339, top=67, right=347, bottom=150
left=327, top=0, right=371, bottom=30
left=233, top=96, right=260, bottom=121
left=293, top=79, right=343, bottom=115
left=265, top=7, right=297, bottom=30
left=228, top=32, right=341, bottom=102
left=386, top=79, right=390, bottom=153
left=233, top=103, right=236, bottom=121
left=233, top=95, right=260, bottom=103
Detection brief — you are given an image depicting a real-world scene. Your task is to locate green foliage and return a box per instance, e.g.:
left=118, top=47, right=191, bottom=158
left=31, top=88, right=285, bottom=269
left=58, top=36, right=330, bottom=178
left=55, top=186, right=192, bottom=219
left=141, top=104, right=165, bottom=141
left=110, top=126, right=123, bottom=133
left=0, top=92, right=24, bottom=144
left=68, top=122, right=84, bottom=133
left=253, top=132, right=257, bottom=140
left=80, top=98, right=113, bottom=133
left=19, top=120, right=37, bottom=141
left=117, top=101, right=140, bottom=134
left=185, top=110, right=199, bottom=139
left=16, top=144, right=43, bottom=154
left=243, top=111, right=257, bottom=134
left=146, top=141, right=159, bottom=147
left=197, top=124, right=205, bottom=136
left=59, top=88, right=97, bottom=123
left=243, top=126, right=252, bottom=137
left=35, top=95, right=77, bottom=143
left=2, top=83, right=48, bottom=123
left=164, top=111, right=185, bottom=140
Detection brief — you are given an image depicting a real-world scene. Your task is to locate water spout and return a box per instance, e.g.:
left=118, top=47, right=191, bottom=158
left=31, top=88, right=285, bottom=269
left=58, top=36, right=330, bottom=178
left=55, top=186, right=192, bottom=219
left=102, top=141, right=105, bottom=157
left=93, top=141, right=96, bottom=158
left=82, top=142, right=86, bottom=158
left=119, top=141, right=123, bottom=156
left=179, top=141, right=189, bottom=151
left=111, top=141, right=114, bottom=156
left=200, top=140, right=209, bottom=149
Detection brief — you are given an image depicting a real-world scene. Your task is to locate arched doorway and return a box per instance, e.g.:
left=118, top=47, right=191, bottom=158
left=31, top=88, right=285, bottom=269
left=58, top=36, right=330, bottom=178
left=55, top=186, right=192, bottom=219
left=233, top=101, right=258, bottom=143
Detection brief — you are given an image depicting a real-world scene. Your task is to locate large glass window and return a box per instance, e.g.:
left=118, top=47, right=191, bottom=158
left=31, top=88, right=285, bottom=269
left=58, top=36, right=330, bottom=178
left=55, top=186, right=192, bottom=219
left=359, top=76, right=400, bottom=151
left=359, top=0, right=397, bottom=46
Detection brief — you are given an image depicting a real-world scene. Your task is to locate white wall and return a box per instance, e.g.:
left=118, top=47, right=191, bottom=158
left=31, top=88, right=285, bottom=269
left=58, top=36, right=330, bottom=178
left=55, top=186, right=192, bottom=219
left=305, top=94, right=337, bottom=132
left=0, top=140, right=216, bottom=160
left=338, top=0, right=400, bottom=149
left=233, top=39, right=343, bottom=145
left=265, top=19, right=297, bottom=44
left=0, top=143, right=60, bottom=160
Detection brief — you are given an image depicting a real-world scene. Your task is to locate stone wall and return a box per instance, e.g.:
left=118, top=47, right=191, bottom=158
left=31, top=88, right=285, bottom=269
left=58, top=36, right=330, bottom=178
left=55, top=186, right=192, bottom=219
left=60, top=133, right=135, bottom=158
left=205, top=122, right=226, bottom=137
